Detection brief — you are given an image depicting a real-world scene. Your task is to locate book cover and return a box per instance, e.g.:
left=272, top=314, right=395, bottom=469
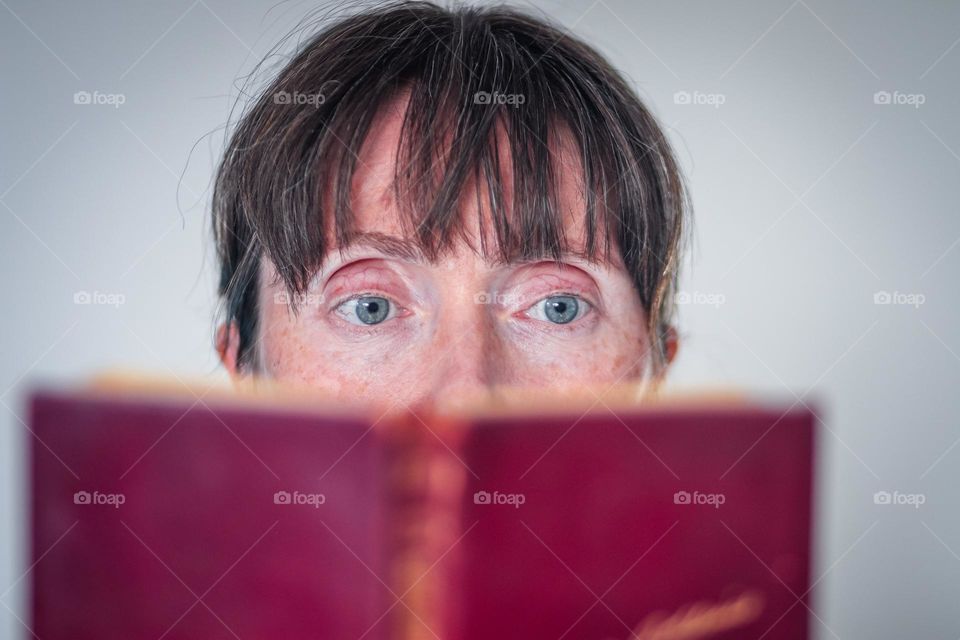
left=29, top=386, right=815, bottom=639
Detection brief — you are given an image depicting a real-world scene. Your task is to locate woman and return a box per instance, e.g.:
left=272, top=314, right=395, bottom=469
left=213, top=0, right=688, bottom=405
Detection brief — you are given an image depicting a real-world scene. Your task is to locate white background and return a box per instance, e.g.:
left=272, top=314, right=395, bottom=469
left=2, top=1, right=959, bottom=637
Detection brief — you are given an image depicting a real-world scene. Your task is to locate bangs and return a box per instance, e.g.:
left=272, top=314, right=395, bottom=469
left=323, top=81, right=615, bottom=269
left=213, top=1, right=687, bottom=369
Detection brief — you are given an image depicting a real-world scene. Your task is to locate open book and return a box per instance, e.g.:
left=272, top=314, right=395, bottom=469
left=28, top=380, right=815, bottom=639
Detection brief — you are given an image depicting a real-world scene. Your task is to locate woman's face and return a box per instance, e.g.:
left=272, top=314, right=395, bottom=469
left=219, top=95, right=654, bottom=408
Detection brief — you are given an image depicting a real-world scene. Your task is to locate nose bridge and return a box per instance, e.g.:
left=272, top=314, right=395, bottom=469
left=431, top=295, right=498, bottom=396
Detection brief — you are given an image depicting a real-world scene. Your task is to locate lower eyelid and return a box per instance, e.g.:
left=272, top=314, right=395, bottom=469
left=515, top=312, right=599, bottom=338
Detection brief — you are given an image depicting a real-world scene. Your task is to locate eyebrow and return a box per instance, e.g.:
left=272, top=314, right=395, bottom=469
left=330, top=231, right=611, bottom=270
left=333, top=232, right=426, bottom=262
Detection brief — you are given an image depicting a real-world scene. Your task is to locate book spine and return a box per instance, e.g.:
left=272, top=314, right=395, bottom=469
left=381, top=409, right=469, bottom=640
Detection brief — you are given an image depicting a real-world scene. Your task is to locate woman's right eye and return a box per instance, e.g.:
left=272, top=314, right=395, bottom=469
left=334, top=295, right=395, bottom=326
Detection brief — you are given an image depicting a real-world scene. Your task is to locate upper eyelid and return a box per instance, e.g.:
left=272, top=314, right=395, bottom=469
left=323, top=266, right=602, bottom=312
left=506, top=261, right=603, bottom=283
left=524, top=291, right=588, bottom=304
left=323, top=264, right=413, bottom=300
left=332, top=291, right=399, bottom=308
left=506, top=269, right=601, bottom=297
left=325, top=266, right=404, bottom=290
left=318, top=254, right=418, bottom=286
left=522, top=290, right=601, bottom=315
left=528, top=292, right=593, bottom=309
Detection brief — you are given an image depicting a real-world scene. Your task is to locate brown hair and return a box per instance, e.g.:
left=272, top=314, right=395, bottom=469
left=213, top=0, right=689, bottom=374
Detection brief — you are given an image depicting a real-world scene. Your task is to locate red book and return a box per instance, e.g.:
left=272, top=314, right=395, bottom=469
left=29, top=384, right=815, bottom=639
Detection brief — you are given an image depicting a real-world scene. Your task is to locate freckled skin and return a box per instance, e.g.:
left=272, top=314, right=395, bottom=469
left=220, top=91, right=654, bottom=406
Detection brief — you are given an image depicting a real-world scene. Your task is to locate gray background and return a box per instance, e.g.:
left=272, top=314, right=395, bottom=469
left=2, top=1, right=959, bottom=637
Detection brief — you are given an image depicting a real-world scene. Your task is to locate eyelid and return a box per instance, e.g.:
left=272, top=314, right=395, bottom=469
left=330, top=291, right=403, bottom=315
left=321, top=257, right=437, bottom=315
left=324, top=276, right=414, bottom=310
left=500, top=268, right=603, bottom=309
left=330, top=290, right=393, bottom=305
left=513, top=289, right=601, bottom=317
left=320, top=255, right=406, bottom=281
left=321, top=258, right=412, bottom=295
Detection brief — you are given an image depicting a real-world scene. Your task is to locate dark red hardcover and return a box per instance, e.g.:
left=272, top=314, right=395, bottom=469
left=29, top=389, right=814, bottom=640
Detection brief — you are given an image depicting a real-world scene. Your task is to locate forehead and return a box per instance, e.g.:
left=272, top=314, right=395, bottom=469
left=325, top=89, right=606, bottom=266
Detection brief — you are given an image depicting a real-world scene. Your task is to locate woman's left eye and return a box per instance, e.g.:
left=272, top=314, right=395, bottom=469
left=524, top=295, right=590, bottom=325
left=334, top=295, right=397, bottom=326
